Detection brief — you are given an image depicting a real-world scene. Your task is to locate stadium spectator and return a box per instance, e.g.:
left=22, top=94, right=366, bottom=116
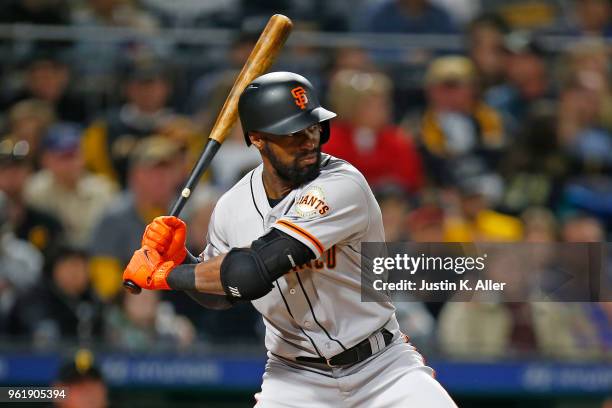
left=549, top=0, right=612, bottom=38
left=407, top=204, right=446, bottom=242
left=140, top=0, right=240, bottom=28
left=324, top=70, right=423, bottom=193
left=70, top=0, right=162, bottom=81
left=438, top=301, right=513, bottom=358
left=563, top=39, right=611, bottom=95
left=53, top=350, right=108, bottom=408
left=485, top=34, right=552, bottom=136
left=0, top=191, right=43, bottom=332
left=354, top=0, right=457, bottom=34
left=375, top=184, right=412, bottom=241
left=105, top=289, right=195, bottom=350
left=533, top=300, right=611, bottom=360
left=520, top=206, right=559, bottom=243
left=554, top=41, right=612, bottom=223
left=8, top=246, right=103, bottom=345
left=4, top=99, right=56, bottom=166
left=465, top=13, right=509, bottom=90
left=0, top=50, right=89, bottom=124
left=532, top=215, right=611, bottom=359
left=72, top=0, right=159, bottom=31
left=0, top=138, right=64, bottom=255
left=82, top=59, right=201, bottom=187
left=239, top=0, right=290, bottom=23
left=497, top=105, right=568, bottom=215
left=88, top=136, right=185, bottom=300
left=24, top=123, right=118, bottom=245
left=561, top=214, right=605, bottom=243
left=443, top=180, right=523, bottom=242
left=558, top=40, right=612, bottom=150
left=326, top=46, right=376, bottom=80
left=420, top=56, right=505, bottom=194
left=352, top=0, right=457, bottom=63
left=430, top=0, right=481, bottom=26
left=438, top=248, right=539, bottom=358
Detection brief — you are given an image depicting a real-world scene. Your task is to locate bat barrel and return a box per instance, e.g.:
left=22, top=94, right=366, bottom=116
left=208, top=14, right=293, bottom=145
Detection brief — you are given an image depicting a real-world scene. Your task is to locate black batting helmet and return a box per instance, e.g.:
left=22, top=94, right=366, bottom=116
left=238, top=72, right=336, bottom=146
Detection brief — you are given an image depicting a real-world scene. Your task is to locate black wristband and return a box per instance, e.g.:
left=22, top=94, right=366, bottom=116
left=166, top=264, right=197, bottom=291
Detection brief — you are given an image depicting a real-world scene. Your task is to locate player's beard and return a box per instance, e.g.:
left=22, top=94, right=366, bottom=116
left=264, top=144, right=321, bottom=187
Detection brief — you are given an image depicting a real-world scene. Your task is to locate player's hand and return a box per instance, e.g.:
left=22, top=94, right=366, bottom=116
left=142, top=216, right=187, bottom=265
left=123, top=246, right=176, bottom=290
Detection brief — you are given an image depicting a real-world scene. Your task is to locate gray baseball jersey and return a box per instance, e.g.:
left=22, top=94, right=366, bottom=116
left=202, top=153, right=400, bottom=360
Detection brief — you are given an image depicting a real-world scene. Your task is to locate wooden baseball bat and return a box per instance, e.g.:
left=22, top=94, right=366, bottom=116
left=124, top=14, right=294, bottom=294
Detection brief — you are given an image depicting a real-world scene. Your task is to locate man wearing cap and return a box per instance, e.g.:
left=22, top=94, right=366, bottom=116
left=421, top=55, right=505, bottom=201
left=0, top=139, right=64, bottom=255
left=53, top=350, right=108, bottom=408
left=0, top=49, right=88, bottom=124
left=485, top=34, right=551, bottom=135
left=24, top=122, right=118, bottom=245
left=82, top=60, right=201, bottom=188
left=89, top=136, right=185, bottom=300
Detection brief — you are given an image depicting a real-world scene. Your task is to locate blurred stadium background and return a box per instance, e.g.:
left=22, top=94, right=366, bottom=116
left=0, top=0, right=610, bottom=407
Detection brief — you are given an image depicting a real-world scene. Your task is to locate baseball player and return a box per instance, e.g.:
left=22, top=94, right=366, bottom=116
left=123, top=72, right=456, bottom=407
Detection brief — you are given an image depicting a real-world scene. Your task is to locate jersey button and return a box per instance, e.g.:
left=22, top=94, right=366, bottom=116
left=289, top=288, right=296, bottom=295
left=304, top=321, right=312, bottom=328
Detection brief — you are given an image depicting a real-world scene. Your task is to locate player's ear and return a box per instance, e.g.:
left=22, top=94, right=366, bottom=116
left=249, top=132, right=265, bottom=150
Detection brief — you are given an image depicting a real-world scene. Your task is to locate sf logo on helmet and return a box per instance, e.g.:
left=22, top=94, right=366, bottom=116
left=291, top=86, right=308, bottom=110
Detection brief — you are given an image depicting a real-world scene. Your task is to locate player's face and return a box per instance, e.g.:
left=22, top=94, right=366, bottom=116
left=260, top=124, right=322, bottom=186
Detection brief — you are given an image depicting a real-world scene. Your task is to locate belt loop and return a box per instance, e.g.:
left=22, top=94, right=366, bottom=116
left=368, top=330, right=385, bottom=354
left=367, top=334, right=379, bottom=354
left=376, top=331, right=386, bottom=348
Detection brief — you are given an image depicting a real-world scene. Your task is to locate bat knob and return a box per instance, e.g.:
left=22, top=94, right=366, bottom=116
left=123, top=280, right=142, bottom=295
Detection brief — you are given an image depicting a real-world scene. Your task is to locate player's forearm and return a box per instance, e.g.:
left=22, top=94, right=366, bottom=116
left=165, top=255, right=226, bottom=295
left=194, top=255, right=226, bottom=294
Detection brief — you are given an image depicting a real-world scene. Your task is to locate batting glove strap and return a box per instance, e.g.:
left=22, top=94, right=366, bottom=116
left=151, top=261, right=175, bottom=290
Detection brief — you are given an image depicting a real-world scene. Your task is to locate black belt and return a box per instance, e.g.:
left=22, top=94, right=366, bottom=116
left=295, top=329, right=393, bottom=368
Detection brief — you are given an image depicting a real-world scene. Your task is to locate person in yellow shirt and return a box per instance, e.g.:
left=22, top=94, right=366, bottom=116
left=420, top=56, right=505, bottom=189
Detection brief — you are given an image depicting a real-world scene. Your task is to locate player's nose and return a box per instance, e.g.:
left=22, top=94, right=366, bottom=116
left=302, top=128, right=319, bottom=149
left=301, top=137, right=316, bottom=150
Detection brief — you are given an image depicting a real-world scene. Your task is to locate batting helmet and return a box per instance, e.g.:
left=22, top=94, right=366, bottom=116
left=238, top=72, right=337, bottom=146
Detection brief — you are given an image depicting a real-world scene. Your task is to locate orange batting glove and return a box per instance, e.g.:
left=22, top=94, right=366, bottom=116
left=142, top=216, right=187, bottom=265
left=123, top=246, right=175, bottom=290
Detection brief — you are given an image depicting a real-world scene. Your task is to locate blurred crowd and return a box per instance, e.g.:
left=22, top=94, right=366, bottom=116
left=0, top=0, right=610, bottom=361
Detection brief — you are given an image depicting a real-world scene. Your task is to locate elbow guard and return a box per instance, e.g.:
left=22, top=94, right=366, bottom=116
left=220, top=229, right=315, bottom=300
